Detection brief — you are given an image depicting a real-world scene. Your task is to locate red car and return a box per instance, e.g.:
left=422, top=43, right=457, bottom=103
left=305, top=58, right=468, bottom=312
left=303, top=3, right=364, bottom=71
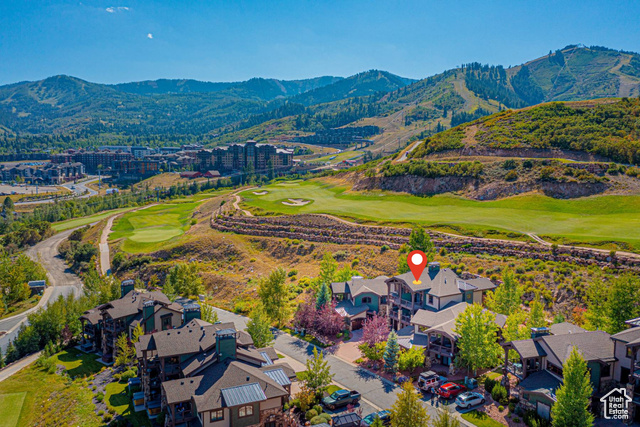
left=437, top=382, right=466, bottom=399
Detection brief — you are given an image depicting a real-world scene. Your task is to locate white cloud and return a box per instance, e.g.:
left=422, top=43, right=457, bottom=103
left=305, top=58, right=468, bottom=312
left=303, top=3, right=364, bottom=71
left=147, top=33, right=153, bottom=39
left=105, top=6, right=130, bottom=13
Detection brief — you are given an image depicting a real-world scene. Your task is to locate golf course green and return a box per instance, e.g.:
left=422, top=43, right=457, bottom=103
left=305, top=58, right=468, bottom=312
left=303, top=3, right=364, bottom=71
left=240, top=180, right=640, bottom=250
left=109, top=202, right=201, bottom=253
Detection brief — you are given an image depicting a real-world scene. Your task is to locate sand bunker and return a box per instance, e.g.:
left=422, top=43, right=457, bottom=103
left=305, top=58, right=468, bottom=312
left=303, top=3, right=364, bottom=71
left=252, top=191, right=268, bottom=195
left=282, top=198, right=311, bottom=206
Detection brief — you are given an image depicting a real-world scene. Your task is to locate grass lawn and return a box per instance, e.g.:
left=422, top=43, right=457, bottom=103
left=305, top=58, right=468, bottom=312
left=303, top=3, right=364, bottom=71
left=0, top=295, right=40, bottom=321
left=314, top=150, right=364, bottom=164
left=325, top=385, right=341, bottom=395
left=52, top=207, right=132, bottom=232
left=0, top=365, right=101, bottom=426
left=105, top=381, right=151, bottom=427
left=0, top=392, right=26, bottom=427
left=49, top=348, right=104, bottom=377
left=461, top=410, right=504, bottom=427
left=240, top=179, right=640, bottom=251
left=109, top=201, right=202, bottom=253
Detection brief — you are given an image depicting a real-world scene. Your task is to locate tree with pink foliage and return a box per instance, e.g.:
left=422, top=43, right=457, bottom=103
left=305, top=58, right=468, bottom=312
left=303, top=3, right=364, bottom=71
left=293, top=296, right=317, bottom=331
left=362, top=313, right=390, bottom=346
left=314, top=300, right=345, bottom=338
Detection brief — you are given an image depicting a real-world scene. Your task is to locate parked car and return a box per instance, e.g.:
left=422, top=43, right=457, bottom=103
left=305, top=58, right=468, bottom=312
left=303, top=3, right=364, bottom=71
left=332, top=413, right=362, bottom=427
left=322, top=389, right=361, bottom=410
left=437, top=382, right=466, bottom=399
left=417, top=371, right=447, bottom=392
left=362, top=410, right=391, bottom=426
left=455, top=391, right=485, bottom=409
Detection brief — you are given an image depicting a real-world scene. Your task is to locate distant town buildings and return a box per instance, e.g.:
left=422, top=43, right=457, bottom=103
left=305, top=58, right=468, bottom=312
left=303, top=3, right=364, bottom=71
left=197, top=140, right=293, bottom=173
left=0, top=161, right=85, bottom=184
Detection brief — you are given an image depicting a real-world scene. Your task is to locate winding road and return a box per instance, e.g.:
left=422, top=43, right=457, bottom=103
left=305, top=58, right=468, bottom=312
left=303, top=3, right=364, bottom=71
left=0, top=229, right=82, bottom=352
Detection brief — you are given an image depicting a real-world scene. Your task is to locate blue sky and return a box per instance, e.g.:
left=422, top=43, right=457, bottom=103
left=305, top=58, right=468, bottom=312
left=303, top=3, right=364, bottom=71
left=1, top=0, right=639, bottom=85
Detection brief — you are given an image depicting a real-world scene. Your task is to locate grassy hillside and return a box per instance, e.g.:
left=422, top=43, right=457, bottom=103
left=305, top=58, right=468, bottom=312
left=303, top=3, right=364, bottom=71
left=410, top=98, right=640, bottom=165
left=238, top=179, right=640, bottom=251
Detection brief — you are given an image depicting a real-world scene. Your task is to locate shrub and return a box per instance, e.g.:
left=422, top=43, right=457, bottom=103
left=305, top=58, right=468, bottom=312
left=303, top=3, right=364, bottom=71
left=120, top=369, right=137, bottom=381
left=283, top=402, right=290, bottom=411
left=96, top=392, right=104, bottom=403
left=380, top=245, right=390, bottom=253
left=505, top=170, right=518, bottom=181
left=514, top=417, right=521, bottom=423
left=498, top=405, right=505, bottom=412
left=288, top=269, right=298, bottom=277
left=305, top=409, right=318, bottom=421
left=97, top=410, right=105, bottom=416
left=491, top=383, right=508, bottom=405
left=313, top=404, right=323, bottom=415
left=103, top=413, right=112, bottom=422
left=523, top=410, right=551, bottom=427
left=310, top=413, right=332, bottom=425
left=509, top=402, right=516, bottom=412
left=483, top=377, right=496, bottom=393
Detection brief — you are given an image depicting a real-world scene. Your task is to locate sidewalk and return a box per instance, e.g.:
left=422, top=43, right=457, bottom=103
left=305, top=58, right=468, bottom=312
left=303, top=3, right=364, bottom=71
left=0, top=352, right=41, bottom=383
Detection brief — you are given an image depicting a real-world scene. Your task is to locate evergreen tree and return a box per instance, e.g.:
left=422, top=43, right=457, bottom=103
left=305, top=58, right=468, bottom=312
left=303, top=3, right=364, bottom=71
left=390, top=382, right=430, bottom=427
left=246, top=306, right=274, bottom=348
left=5, top=341, right=18, bottom=364
left=0, top=347, right=4, bottom=368
left=384, top=330, right=400, bottom=373
left=115, top=333, right=134, bottom=366
left=408, top=226, right=434, bottom=255
left=454, top=304, right=502, bottom=375
left=370, top=416, right=384, bottom=427
left=316, top=282, right=332, bottom=310
left=3, top=196, right=14, bottom=213
left=551, top=347, right=594, bottom=427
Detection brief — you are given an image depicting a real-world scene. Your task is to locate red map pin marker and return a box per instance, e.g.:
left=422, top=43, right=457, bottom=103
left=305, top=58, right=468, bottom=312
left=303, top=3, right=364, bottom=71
left=407, top=250, right=428, bottom=285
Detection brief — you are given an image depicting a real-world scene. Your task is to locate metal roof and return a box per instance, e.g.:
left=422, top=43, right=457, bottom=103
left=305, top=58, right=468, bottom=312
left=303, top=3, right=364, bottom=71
left=216, top=328, right=236, bottom=335
left=260, top=351, right=274, bottom=366
left=262, top=368, right=291, bottom=386
left=221, top=382, right=266, bottom=407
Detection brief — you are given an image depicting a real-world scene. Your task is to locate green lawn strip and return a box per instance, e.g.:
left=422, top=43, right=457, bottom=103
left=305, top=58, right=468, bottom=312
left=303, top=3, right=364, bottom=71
left=325, top=385, right=341, bottom=395
left=0, top=392, right=26, bottom=427
left=461, top=410, right=504, bottom=427
left=239, top=180, right=640, bottom=251
left=105, top=381, right=151, bottom=427
left=49, top=348, right=104, bottom=377
left=0, top=295, right=40, bottom=321
left=109, top=201, right=202, bottom=253
left=0, top=365, right=101, bottom=427
left=281, top=327, right=329, bottom=348
left=314, top=150, right=364, bottom=164
left=52, top=207, right=132, bottom=231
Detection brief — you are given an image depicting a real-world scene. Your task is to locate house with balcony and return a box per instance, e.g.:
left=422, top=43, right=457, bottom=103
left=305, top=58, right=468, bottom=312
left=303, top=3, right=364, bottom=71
left=135, top=318, right=295, bottom=426
left=502, top=327, right=616, bottom=420
left=385, top=262, right=496, bottom=330
left=611, top=318, right=640, bottom=422
left=79, top=281, right=199, bottom=362
left=395, top=301, right=506, bottom=366
left=330, top=275, right=388, bottom=330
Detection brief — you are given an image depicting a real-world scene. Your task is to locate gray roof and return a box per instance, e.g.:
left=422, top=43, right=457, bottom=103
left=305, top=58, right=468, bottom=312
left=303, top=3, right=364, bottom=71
left=518, top=370, right=561, bottom=400
left=397, top=325, right=429, bottom=349
left=387, top=268, right=495, bottom=297
left=137, top=321, right=237, bottom=358
left=100, top=290, right=176, bottom=320
left=331, top=276, right=389, bottom=298
left=540, top=331, right=615, bottom=366
left=237, top=330, right=254, bottom=347
left=237, top=346, right=278, bottom=366
left=411, top=302, right=506, bottom=339
left=335, top=300, right=369, bottom=318
left=262, top=368, right=292, bottom=386
left=79, top=308, right=102, bottom=325
left=549, top=322, right=586, bottom=336
left=510, top=339, right=548, bottom=359
left=611, top=327, right=640, bottom=344
left=221, top=382, right=267, bottom=407
left=180, top=348, right=218, bottom=377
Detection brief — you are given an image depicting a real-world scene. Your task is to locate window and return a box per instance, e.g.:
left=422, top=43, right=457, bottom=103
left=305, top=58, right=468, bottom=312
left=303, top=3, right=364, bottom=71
left=627, top=347, right=634, bottom=359
left=601, top=363, right=611, bottom=378
left=362, top=297, right=372, bottom=304
left=381, top=296, right=387, bottom=304
left=428, top=295, right=434, bottom=304
left=210, top=409, right=224, bottom=422
left=238, top=405, right=254, bottom=418
left=161, top=315, right=172, bottom=331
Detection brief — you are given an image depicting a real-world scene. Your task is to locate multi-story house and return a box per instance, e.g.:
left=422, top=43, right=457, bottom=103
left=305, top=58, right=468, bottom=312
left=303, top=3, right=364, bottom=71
left=385, top=262, right=496, bottom=330
left=502, top=326, right=617, bottom=420
left=330, top=275, right=389, bottom=330
left=79, top=281, right=197, bottom=362
left=397, top=301, right=506, bottom=367
left=610, top=318, right=640, bottom=421
left=135, top=318, right=295, bottom=425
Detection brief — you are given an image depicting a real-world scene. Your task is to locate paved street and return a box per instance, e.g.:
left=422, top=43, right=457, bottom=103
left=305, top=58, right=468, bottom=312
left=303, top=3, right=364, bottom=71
left=211, top=307, right=473, bottom=425
left=0, top=229, right=81, bottom=352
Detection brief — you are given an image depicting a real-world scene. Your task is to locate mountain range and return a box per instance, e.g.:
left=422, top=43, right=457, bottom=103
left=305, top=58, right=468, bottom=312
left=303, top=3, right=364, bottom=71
left=0, top=45, right=639, bottom=152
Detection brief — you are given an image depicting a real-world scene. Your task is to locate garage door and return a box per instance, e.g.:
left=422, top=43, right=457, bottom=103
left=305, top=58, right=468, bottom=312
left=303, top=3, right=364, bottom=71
left=537, top=402, right=551, bottom=420
left=351, top=318, right=364, bottom=330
